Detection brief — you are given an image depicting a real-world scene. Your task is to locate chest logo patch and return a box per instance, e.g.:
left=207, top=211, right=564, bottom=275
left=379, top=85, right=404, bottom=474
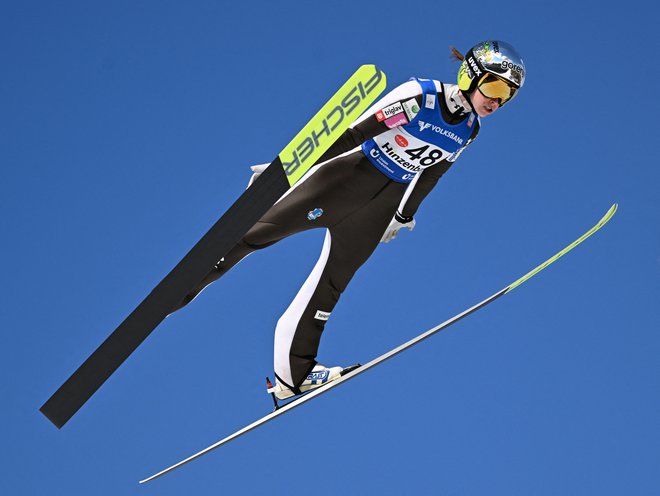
left=307, top=208, right=324, bottom=221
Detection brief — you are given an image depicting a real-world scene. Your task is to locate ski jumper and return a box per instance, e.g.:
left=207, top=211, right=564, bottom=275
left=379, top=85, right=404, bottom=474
left=175, top=80, right=481, bottom=389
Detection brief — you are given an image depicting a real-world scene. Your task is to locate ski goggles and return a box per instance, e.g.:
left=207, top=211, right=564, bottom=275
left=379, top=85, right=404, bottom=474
left=477, top=73, right=518, bottom=105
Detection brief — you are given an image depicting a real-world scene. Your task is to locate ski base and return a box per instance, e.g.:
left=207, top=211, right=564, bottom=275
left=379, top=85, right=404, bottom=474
left=139, top=203, right=617, bottom=484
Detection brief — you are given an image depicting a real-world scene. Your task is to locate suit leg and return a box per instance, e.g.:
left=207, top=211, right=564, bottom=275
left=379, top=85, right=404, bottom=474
left=273, top=182, right=403, bottom=387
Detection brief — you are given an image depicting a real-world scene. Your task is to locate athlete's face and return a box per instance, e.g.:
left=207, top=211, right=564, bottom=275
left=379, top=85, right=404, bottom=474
left=470, top=88, right=500, bottom=117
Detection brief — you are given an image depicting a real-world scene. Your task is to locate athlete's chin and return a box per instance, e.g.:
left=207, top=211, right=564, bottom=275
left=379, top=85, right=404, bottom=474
left=476, top=106, right=497, bottom=117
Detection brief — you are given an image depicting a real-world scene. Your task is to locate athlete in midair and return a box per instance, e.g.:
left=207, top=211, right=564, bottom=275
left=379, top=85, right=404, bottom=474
left=173, top=40, right=527, bottom=400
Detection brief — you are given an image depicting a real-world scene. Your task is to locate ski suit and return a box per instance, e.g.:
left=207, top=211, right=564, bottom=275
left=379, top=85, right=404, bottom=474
left=176, top=79, right=481, bottom=389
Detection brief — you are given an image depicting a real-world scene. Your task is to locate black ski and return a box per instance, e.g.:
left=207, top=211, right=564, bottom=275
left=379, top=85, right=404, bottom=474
left=40, top=65, right=387, bottom=428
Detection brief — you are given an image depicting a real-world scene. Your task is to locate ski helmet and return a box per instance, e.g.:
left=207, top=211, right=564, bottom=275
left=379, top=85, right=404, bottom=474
left=457, top=40, right=526, bottom=106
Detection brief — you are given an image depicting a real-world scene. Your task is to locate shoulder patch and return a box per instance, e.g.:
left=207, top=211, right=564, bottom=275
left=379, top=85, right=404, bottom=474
left=375, top=102, right=403, bottom=122
left=402, top=98, right=420, bottom=121
left=375, top=102, right=409, bottom=128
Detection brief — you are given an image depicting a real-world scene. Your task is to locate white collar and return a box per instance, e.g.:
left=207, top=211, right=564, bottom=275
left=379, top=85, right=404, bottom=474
left=443, top=83, right=472, bottom=114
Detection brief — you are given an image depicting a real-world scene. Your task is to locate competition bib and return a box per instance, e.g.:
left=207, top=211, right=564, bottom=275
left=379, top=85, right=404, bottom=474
left=362, top=79, right=477, bottom=183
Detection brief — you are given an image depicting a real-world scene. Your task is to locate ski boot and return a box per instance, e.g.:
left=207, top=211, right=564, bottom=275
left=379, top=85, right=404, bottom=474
left=266, top=364, right=360, bottom=406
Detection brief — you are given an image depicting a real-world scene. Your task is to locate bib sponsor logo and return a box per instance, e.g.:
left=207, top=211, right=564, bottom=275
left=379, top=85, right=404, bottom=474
left=381, top=142, right=420, bottom=172
left=446, top=147, right=463, bottom=162
left=376, top=102, right=404, bottom=122
left=447, top=138, right=472, bottom=162
left=314, top=310, right=331, bottom=321
left=384, top=113, right=408, bottom=129
left=424, top=93, right=436, bottom=109
left=402, top=98, right=420, bottom=120
left=395, top=135, right=408, bottom=147
left=417, top=120, right=464, bottom=145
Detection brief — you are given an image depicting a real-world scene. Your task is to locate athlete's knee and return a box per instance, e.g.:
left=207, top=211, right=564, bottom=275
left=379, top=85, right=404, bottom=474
left=242, top=221, right=289, bottom=249
left=170, top=293, right=196, bottom=313
left=169, top=268, right=222, bottom=313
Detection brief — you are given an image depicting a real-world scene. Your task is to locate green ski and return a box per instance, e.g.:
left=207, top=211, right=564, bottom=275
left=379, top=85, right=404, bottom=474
left=139, top=203, right=617, bottom=484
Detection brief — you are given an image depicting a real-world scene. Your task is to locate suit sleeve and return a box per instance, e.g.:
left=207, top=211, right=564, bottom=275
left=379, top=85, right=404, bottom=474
left=316, top=80, right=424, bottom=163
left=398, top=161, right=453, bottom=218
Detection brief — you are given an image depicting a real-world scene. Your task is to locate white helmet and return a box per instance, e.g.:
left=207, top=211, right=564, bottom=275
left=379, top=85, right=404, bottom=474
left=457, top=40, right=526, bottom=106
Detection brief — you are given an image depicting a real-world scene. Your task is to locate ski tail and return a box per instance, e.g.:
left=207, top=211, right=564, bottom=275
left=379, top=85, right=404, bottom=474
left=138, top=203, right=617, bottom=484
left=278, top=65, right=386, bottom=186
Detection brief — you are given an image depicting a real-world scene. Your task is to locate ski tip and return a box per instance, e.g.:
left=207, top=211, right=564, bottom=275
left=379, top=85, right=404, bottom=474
left=605, top=202, right=618, bottom=216
left=504, top=202, right=619, bottom=294
left=597, top=203, right=618, bottom=227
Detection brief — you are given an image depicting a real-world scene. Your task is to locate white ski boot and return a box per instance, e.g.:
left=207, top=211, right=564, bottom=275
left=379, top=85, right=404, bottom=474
left=267, top=364, right=345, bottom=400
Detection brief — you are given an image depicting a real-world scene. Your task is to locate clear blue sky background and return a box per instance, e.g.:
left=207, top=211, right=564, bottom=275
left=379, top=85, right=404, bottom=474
left=2, top=1, right=658, bottom=494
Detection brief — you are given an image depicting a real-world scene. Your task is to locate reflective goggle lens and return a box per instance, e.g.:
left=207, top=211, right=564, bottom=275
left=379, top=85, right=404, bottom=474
left=478, top=74, right=517, bottom=104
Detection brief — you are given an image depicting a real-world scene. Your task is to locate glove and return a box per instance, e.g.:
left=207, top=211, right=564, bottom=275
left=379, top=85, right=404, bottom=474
left=247, top=163, right=269, bottom=188
left=380, top=212, right=416, bottom=243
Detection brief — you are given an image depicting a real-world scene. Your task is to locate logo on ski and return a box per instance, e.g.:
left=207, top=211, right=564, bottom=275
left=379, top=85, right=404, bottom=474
left=280, top=65, right=387, bottom=186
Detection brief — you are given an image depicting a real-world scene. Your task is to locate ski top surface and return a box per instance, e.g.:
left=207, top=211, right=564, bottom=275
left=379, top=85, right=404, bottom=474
left=139, top=203, right=618, bottom=484
left=39, top=65, right=387, bottom=429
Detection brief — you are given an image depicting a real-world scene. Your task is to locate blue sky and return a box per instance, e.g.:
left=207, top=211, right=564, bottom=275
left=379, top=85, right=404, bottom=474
left=2, top=1, right=659, bottom=494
